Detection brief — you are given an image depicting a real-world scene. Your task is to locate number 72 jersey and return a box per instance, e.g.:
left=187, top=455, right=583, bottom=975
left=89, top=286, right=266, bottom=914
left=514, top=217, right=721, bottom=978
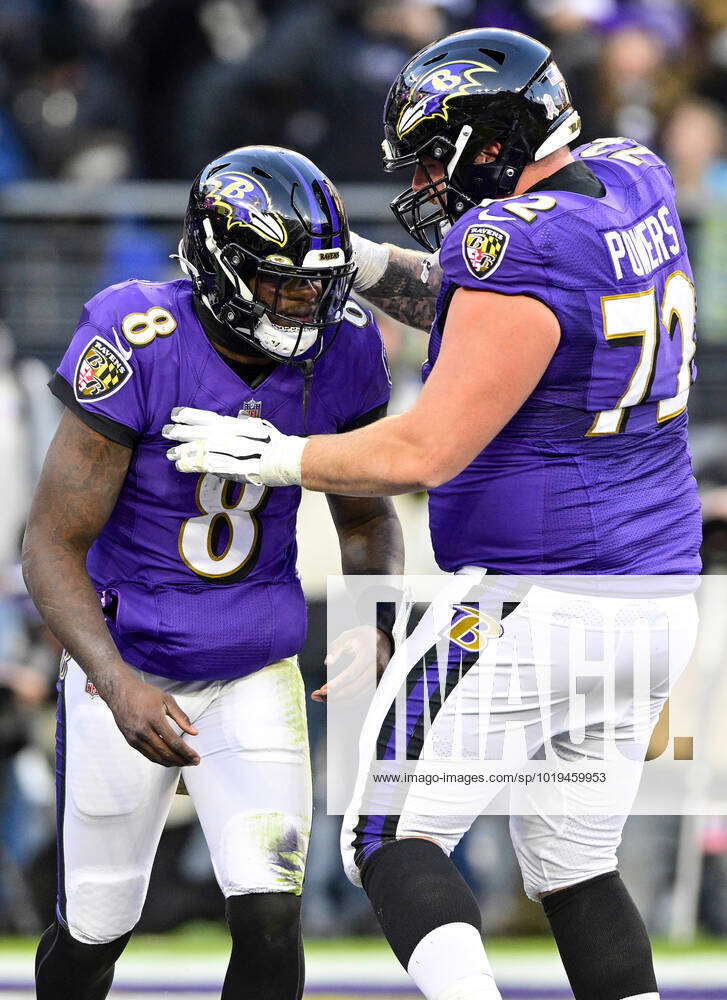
left=428, top=137, right=702, bottom=575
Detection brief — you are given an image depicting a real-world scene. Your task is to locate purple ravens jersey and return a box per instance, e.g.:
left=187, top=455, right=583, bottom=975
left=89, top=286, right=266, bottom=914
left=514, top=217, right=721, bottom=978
left=428, top=137, right=701, bottom=574
left=51, top=279, right=390, bottom=681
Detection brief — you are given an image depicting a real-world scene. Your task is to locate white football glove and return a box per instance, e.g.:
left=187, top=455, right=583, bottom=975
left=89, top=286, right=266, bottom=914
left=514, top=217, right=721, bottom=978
left=350, top=231, right=440, bottom=291
left=162, top=407, right=306, bottom=487
left=349, top=231, right=390, bottom=291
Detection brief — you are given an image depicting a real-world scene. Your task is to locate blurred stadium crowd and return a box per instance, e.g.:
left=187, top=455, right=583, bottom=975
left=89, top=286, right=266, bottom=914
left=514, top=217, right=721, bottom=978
left=0, top=0, right=726, bottom=187
left=0, top=0, right=726, bottom=946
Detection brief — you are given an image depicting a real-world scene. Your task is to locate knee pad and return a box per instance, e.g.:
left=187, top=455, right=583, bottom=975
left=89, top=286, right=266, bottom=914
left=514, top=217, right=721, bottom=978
left=510, top=813, right=621, bottom=900
left=343, top=812, right=457, bottom=889
left=361, top=839, right=481, bottom=969
left=216, top=811, right=308, bottom=897
left=67, top=872, right=147, bottom=943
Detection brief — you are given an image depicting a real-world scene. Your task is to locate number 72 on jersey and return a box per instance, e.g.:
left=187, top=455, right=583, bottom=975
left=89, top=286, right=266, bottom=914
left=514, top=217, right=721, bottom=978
left=587, top=270, right=696, bottom=436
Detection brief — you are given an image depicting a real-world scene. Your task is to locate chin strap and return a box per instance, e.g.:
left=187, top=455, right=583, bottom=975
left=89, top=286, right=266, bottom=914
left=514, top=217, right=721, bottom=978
left=446, top=125, right=473, bottom=180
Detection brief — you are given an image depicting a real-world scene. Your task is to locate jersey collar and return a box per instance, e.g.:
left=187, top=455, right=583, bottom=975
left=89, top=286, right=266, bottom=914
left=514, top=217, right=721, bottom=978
left=526, top=160, right=606, bottom=198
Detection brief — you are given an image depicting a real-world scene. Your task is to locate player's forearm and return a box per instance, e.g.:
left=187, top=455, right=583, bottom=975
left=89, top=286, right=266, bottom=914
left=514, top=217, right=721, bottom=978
left=21, top=535, right=132, bottom=700
left=335, top=504, right=404, bottom=576
left=357, top=244, right=442, bottom=331
left=302, top=413, right=449, bottom=496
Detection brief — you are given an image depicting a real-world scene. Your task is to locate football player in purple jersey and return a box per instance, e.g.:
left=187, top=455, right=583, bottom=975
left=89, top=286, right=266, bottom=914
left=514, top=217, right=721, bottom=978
left=164, top=28, right=702, bottom=1000
left=23, top=146, right=402, bottom=1000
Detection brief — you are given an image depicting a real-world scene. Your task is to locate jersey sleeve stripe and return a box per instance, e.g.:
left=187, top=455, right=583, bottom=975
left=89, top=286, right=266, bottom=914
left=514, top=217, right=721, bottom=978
left=338, top=401, right=388, bottom=434
left=49, top=372, right=140, bottom=449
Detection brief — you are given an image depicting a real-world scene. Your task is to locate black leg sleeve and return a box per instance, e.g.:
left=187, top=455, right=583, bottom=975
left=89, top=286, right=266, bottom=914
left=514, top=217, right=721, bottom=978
left=223, top=892, right=304, bottom=1000
left=543, top=871, right=658, bottom=1000
left=35, top=921, right=132, bottom=1000
left=361, top=838, right=482, bottom=969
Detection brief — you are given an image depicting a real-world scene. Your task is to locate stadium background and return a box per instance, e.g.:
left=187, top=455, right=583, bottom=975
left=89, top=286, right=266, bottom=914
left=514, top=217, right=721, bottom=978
left=0, top=0, right=726, bottom=996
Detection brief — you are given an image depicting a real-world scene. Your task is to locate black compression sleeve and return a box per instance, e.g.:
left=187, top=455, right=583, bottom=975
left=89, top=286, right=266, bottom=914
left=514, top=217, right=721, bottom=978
left=543, top=871, right=658, bottom=1000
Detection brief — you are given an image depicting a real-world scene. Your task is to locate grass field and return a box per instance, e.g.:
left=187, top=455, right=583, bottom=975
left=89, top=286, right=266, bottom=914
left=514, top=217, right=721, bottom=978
left=2, top=927, right=726, bottom=998
left=4, top=922, right=726, bottom=956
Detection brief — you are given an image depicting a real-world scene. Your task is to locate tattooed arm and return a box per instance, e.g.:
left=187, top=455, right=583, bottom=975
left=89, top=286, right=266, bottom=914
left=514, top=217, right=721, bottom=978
left=22, top=409, right=199, bottom=767
left=352, top=235, right=442, bottom=331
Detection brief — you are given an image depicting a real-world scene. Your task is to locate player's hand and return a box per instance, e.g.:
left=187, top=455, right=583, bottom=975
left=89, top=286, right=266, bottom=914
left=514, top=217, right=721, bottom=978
left=349, top=231, right=390, bottom=292
left=312, top=626, right=393, bottom=704
left=105, top=670, right=200, bottom=768
left=162, top=406, right=306, bottom=487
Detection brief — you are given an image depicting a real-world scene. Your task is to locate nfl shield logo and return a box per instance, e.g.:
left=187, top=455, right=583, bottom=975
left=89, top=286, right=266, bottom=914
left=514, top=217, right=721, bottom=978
left=241, top=399, right=262, bottom=418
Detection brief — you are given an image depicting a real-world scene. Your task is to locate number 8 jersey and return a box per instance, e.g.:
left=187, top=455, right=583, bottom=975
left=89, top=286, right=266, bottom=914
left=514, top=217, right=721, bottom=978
left=429, top=137, right=701, bottom=575
left=50, top=278, right=391, bottom=681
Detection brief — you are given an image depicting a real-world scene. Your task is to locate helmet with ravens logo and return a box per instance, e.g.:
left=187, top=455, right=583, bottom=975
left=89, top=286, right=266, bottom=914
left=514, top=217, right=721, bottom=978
left=178, top=146, right=356, bottom=362
left=382, top=28, right=581, bottom=251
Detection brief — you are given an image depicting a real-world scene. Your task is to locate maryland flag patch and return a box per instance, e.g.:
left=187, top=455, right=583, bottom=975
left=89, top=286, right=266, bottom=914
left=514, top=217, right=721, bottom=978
left=463, top=224, right=509, bottom=279
left=74, top=336, right=132, bottom=403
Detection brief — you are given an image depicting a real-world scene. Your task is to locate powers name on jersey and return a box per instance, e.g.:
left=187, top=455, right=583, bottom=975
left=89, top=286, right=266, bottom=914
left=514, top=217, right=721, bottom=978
left=603, top=205, right=681, bottom=281
left=429, top=136, right=701, bottom=577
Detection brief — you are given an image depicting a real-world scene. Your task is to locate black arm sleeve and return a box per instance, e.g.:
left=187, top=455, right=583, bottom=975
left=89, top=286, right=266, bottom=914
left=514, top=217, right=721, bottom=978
left=48, top=373, right=140, bottom=449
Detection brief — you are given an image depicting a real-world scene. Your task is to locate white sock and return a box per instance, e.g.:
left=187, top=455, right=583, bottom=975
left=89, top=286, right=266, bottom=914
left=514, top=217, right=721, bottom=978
left=406, top=923, right=501, bottom=1000
left=620, top=995, right=660, bottom=999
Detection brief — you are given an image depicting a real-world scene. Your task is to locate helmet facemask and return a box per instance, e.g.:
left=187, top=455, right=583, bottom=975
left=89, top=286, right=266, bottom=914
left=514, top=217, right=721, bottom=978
left=385, top=132, right=466, bottom=254
left=178, top=147, right=358, bottom=364
left=179, top=217, right=356, bottom=362
left=382, top=33, right=582, bottom=252
left=385, top=117, right=535, bottom=253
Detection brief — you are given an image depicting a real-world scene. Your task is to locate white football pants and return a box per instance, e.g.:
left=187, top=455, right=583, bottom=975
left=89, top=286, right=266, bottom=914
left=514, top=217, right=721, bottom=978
left=56, top=655, right=312, bottom=944
left=342, top=579, right=698, bottom=900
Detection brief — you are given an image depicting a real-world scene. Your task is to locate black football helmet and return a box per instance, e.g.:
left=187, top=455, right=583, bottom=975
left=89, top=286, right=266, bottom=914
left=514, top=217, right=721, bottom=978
left=177, top=146, right=356, bottom=362
left=382, top=28, right=581, bottom=251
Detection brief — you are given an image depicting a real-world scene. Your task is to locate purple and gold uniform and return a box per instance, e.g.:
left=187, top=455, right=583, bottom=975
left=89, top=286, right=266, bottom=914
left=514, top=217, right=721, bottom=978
left=428, top=137, right=701, bottom=574
left=50, top=278, right=390, bottom=681
left=348, top=144, right=702, bottom=873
